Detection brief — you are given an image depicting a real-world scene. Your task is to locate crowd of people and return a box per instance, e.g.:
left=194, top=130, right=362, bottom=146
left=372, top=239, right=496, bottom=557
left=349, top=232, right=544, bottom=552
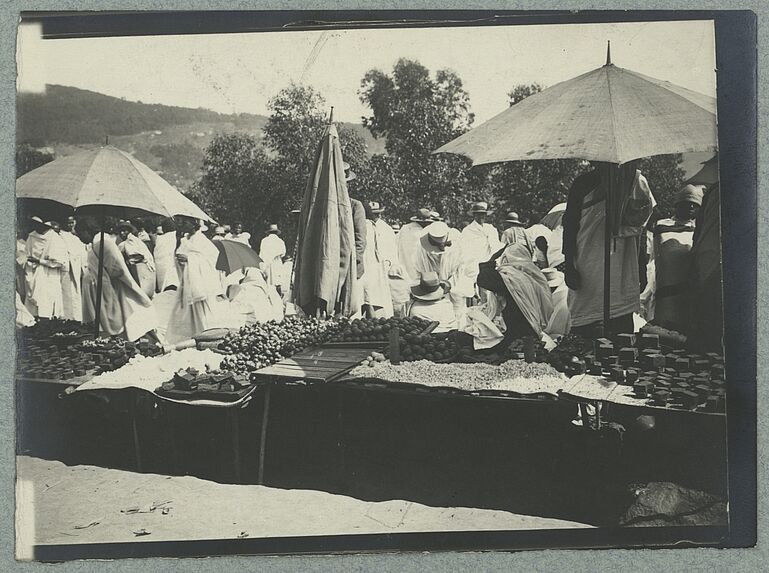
left=16, top=159, right=723, bottom=353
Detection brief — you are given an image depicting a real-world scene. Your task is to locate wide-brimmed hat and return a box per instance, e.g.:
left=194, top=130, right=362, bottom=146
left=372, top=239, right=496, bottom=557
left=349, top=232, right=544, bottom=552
left=504, top=211, right=523, bottom=225
left=430, top=210, right=444, bottom=221
left=410, top=208, right=435, bottom=223
left=675, top=184, right=704, bottom=207
left=30, top=216, right=51, bottom=228
left=116, top=220, right=138, bottom=233
left=420, top=221, right=451, bottom=252
left=265, top=223, right=281, bottom=235
left=366, top=201, right=384, bottom=214
left=214, top=226, right=226, bottom=235
left=342, top=161, right=357, bottom=182
left=411, top=271, right=449, bottom=301
left=469, top=201, right=492, bottom=214
left=542, top=267, right=564, bottom=289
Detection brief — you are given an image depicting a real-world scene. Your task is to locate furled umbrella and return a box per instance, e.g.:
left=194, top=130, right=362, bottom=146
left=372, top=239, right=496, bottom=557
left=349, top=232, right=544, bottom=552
left=292, top=114, right=360, bottom=317
left=435, top=44, right=717, bottom=331
left=16, top=145, right=214, bottom=335
left=214, top=239, right=263, bottom=275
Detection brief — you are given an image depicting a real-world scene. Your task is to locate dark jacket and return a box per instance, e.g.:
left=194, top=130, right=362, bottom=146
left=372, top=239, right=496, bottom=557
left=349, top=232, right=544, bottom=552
left=351, top=198, right=367, bottom=277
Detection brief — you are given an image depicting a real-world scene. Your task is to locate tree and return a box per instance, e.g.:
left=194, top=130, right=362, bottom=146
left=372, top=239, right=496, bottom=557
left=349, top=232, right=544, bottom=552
left=16, top=144, right=54, bottom=177
left=358, top=59, right=478, bottom=224
left=507, top=83, right=543, bottom=106
left=638, top=154, right=687, bottom=217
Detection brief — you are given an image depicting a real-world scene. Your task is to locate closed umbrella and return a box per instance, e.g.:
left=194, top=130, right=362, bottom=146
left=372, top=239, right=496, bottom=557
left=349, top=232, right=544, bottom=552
left=16, top=145, right=214, bottom=335
left=293, top=116, right=360, bottom=317
left=436, top=45, right=717, bottom=332
left=214, top=239, right=263, bottom=274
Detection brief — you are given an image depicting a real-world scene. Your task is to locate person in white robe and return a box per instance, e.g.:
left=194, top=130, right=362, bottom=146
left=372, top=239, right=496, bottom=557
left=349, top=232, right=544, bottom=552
left=154, top=218, right=180, bottom=293
left=24, top=217, right=67, bottom=319
left=165, top=222, right=233, bottom=344
left=542, top=268, right=571, bottom=337
left=397, top=208, right=437, bottom=282
left=16, top=230, right=27, bottom=300
left=413, top=222, right=475, bottom=329
left=228, top=267, right=284, bottom=324
left=224, top=222, right=251, bottom=246
left=117, top=221, right=156, bottom=299
left=406, top=271, right=457, bottom=332
left=259, top=224, right=287, bottom=292
left=79, top=219, right=157, bottom=341
left=361, top=202, right=395, bottom=318
left=460, top=201, right=502, bottom=295
left=59, top=216, right=87, bottom=322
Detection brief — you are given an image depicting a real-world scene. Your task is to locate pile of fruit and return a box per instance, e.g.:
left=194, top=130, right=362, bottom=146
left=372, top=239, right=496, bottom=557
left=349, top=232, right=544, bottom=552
left=218, top=316, right=347, bottom=379
left=546, top=334, right=594, bottom=376
left=156, top=365, right=250, bottom=401
left=328, top=316, right=432, bottom=344
left=396, top=331, right=461, bottom=362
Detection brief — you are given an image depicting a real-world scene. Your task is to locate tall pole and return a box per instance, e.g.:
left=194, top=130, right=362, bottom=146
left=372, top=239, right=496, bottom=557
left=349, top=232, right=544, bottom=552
left=603, top=166, right=613, bottom=336
left=93, top=206, right=106, bottom=338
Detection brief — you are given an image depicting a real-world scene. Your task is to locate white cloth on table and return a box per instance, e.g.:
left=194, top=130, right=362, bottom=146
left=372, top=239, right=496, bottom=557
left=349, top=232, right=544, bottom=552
left=153, top=232, right=180, bottom=293
left=82, top=235, right=157, bottom=341
left=259, top=233, right=286, bottom=288
left=25, top=229, right=67, bottom=318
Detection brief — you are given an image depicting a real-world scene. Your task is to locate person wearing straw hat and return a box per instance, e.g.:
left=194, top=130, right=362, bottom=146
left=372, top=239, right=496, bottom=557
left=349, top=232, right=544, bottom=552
left=461, top=201, right=502, bottom=289
left=259, top=223, right=287, bottom=293
left=59, top=215, right=87, bottom=322
left=211, top=226, right=226, bottom=241
left=500, top=211, right=535, bottom=254
left=24, top=216, right=68, bottom=318
left=397, top=207, right=436, bottom=282
left=361, top=201, right=395, bottom=318
left=414, top=221, right=474, bottom=328
left=649, top=184, right=704, bottom=333
left=406, top=271, right=457, bottom=332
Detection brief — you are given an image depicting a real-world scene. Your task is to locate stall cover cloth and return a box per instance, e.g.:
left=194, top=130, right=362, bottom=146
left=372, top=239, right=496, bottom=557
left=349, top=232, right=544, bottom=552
left=293, top=123, right=361, bottom=316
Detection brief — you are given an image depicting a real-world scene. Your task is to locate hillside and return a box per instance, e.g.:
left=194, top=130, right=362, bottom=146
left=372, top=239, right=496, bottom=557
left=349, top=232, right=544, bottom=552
left=16, top=84, right=385, bottom=190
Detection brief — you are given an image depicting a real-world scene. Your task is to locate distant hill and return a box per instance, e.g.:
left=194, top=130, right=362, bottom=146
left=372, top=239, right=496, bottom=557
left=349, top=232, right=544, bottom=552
left=16, top=84, right=386, bottom=190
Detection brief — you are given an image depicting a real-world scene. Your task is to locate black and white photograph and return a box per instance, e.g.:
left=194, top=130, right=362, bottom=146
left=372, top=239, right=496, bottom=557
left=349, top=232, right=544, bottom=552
left=11, top=10, right=756, bottom=561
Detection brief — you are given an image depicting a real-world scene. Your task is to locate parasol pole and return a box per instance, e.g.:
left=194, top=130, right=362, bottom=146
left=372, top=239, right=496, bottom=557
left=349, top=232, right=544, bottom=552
left=603, top=166, right=612, bottom=336
left=93, top=205, right=106, bottom=338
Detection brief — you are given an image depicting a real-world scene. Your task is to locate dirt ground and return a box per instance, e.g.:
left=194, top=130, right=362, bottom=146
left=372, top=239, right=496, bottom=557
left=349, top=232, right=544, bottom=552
left=16, top=455, right=590, bottom=553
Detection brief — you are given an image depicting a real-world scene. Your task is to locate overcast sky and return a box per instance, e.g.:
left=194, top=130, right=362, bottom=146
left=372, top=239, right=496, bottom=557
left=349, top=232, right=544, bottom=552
left=17, top=19, right=716, bottom=124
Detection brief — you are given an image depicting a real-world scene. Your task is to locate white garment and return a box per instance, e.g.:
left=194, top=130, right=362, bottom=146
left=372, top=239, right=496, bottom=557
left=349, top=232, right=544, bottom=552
left=259, top=233, right=286, bottom=288
left=461, top=220, right=501, bottom=273
left=361, top=220, right=394, bottom=317
left=119, top=233, right=156, bottom=299
left=25, top=230, right=67, bottom=318
left=407, top=297, right=458, bottom=332
left=229, top=269, right=284, bottom=324
left=154, top=232, right=180, bottom=292
left=397, top=222, right=428, bottom=282
left=545, top=282, right=571, bottom=337
left=224, top=232, right=251, bottom=247
left=414, top=239, right=474, bottom=329
left=59, top=230, right=86, bottom=322
left=16, top=292, right=35, bottom=327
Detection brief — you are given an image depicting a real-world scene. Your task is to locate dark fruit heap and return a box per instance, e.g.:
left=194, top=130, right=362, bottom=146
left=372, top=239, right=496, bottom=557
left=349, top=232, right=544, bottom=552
left=328, top=316, right=432, bottom=343
left=22, top=318, right=92, bottom=339
left=218, top=316, right=347, bottom=379
left=546, top=334, right=594, bottom=375
left=397, top=331, right=461, bottom=363
left=157, top=365, right=250, bottom=400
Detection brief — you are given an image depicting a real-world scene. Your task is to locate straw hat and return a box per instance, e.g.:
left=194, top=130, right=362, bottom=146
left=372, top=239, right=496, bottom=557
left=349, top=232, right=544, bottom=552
left=469, top=201, right=492, bottom=214
left=410, top=208, right=435, bottom=223
left=366, top=201, right=384, bottom=214
left=265, top=223, right=281, bottom=235
left=410, top=271, right=449, bottom=301
left=504, top=211, right=523, bottom=225
left=214, top=226, right=226, bottom=235
left=342, top=161, right=357, bottom=182
left=30, top=216, right=51, bottom=228
left=430, top=210, right=444, bottom=221
left=419, top=221, right=451, bottom=252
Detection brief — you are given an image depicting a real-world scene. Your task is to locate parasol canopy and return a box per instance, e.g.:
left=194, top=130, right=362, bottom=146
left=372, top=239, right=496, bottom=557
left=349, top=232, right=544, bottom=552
left=293, top=120, right=360, bottom=316
left=214, top=239, right=263, bottom=275
left=686, top=154, right=719, bottom=186
left=539, top=202, right=567, bottom=230
left=435, top=61, right=717, bottom=166
left=16, top=145, right=213, bottom=220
